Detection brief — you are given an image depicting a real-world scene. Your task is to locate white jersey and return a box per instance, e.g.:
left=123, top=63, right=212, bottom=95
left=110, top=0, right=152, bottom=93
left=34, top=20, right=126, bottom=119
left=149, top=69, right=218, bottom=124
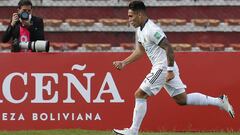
left=137, top=20, right=186, bottom=96
left=137, top=19, right=167, bottom=69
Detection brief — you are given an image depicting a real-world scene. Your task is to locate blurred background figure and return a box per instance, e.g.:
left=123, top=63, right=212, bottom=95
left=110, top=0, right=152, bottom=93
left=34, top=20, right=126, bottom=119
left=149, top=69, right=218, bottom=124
left=1, top=0, right=44, bottom=52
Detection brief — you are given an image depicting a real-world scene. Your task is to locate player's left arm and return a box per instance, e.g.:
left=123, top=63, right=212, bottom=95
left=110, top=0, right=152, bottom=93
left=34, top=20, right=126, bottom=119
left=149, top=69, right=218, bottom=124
left=149, top=29, right=174, bottom=68
left=158, top=37, right=175, bottom=82
left=158, top=37, right=174, bottom=67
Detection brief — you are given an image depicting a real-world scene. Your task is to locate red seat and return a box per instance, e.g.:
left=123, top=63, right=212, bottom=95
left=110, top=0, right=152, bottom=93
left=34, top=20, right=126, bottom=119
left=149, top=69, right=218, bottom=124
left=120, top=43, right=135, bottom=50
left=0, top=19, right=10, bottom=25
left=65, top=19, right=95, bottom=26
left=157, top=18, right=187, bottom=26
left=82, top=43, right=99, bottom=51
left=157, top=19, right=175, bottom=26
left=171, top=43, right=192, bottom=51
left=196, top=43, right=225, bottom=51
left=50, top=42, right=64, bottom=50
left=99, top=18, right=128, bottom=26
left=175, top=19, right=187, bottom=25
left=0, top=43, right=11, bottom=50
left=66, top=43, right=79, bottom=50
left=230, top=43, right=240, bottom=51
left=191, top=19, right=220, bottom=27
left=196, top=43, right=212, bottom=51
left=224, top=19, right=240, bottom=25
left=99, top=44, right=111, bottom=51
left=179, top=43, right=192, bottom=51
left=212, top=43, right=225, bottom=51
left=171, top=43, right=181, bottom=51
left=208, top=19, right=221, bottom=26
left=43, top=19, right=63, bottom=27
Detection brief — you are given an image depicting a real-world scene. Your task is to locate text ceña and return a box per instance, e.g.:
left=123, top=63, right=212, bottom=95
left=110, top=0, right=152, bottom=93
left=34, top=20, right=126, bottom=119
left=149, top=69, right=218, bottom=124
left=0, top=64, right=124, bottom=104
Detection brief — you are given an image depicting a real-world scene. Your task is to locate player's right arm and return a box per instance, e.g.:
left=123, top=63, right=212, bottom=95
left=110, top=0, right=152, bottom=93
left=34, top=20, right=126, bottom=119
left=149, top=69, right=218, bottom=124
left=113, top=43, right=145, bottom=70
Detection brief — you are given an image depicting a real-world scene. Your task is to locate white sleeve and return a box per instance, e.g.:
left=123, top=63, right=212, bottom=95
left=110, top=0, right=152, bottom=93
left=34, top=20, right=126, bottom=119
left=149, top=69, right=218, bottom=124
left=136, top=29, right=141, bottom=43
left=148, top=28, right=166, bottom=45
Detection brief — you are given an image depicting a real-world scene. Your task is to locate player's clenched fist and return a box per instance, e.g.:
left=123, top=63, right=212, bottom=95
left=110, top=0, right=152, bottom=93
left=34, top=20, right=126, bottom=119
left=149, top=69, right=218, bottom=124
left=113, top=61, right=126, bottom=70
left=166, top=71, right=175, bottom=82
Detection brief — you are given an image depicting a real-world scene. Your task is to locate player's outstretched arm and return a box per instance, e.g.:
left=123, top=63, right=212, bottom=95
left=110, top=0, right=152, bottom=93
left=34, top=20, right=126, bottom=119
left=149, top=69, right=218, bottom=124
left=113, top=43, right=145, bottom=70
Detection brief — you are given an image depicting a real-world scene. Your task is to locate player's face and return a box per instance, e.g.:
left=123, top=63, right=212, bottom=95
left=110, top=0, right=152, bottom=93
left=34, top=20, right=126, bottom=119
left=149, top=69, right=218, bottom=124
left=128, top=9, right=140, bottom=28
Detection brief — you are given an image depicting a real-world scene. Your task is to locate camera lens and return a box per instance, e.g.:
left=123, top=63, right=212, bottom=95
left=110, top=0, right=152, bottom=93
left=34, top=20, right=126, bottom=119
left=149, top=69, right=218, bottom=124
left=19, top=12, right=29, bottom=20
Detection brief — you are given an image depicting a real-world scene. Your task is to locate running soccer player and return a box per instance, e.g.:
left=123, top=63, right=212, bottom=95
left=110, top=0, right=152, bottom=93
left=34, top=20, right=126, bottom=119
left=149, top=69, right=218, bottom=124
left=112, top=1, right=235, bottom=135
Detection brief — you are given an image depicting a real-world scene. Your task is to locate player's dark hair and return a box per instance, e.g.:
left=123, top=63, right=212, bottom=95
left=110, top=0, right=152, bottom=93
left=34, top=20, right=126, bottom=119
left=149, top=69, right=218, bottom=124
left=18, top=0, right=32, bottom=9
left=129, top=0, right=146, bottom=11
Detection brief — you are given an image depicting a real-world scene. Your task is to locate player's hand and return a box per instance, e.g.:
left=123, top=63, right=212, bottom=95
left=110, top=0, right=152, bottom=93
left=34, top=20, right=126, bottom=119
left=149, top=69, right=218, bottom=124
left=11, top=13, right=19, bottom=26
left=166, top=71, right=175, bottom=82
left=113, top=61, right=126, bottom=70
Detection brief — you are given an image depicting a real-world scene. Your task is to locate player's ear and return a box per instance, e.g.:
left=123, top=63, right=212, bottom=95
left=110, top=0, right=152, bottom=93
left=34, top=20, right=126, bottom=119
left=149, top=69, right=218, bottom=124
left=139, top=11, right=143, bottom=17
left=138, top=10, right=144, bottom=18
left=135, top=11, right=140, bottom=17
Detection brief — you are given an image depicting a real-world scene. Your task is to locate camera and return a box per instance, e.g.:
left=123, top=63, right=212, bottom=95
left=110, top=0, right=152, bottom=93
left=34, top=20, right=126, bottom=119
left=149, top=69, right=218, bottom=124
left=16, top=40, right=50, bottom=52
left=19, top=40, right=50, bottom=52
left=18, top=11, right=29, bottom=20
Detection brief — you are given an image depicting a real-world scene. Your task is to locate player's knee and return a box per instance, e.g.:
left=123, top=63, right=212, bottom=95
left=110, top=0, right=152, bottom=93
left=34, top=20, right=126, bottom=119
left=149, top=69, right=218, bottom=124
left=174, top=97, right=187, bottom=105
left=173, top=92, right=187, bottom=105
left=134, top=89, right=148, bottom=99
left=175, top=99, right=187, bottom=106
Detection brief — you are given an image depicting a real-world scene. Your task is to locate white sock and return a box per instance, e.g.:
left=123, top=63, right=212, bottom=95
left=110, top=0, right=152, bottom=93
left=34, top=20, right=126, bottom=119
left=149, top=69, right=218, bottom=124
left=130, top=98, right=147, bottom=133
left=186, top=93, right=221, bottom=107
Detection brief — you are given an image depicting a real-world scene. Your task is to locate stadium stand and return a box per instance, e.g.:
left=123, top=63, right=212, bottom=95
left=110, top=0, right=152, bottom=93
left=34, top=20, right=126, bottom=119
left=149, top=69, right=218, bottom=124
left=1, top=0, right=239, bottom=7
left=0, top=0, right=239, bottom=52
left=230, top=43, right=240, bottom=51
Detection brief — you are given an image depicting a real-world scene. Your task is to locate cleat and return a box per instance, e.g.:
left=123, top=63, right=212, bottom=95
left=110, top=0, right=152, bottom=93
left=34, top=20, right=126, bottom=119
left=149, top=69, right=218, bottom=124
left=219, top=95, right=235, bottom=118
left=113, top=128, right=137, bottom=135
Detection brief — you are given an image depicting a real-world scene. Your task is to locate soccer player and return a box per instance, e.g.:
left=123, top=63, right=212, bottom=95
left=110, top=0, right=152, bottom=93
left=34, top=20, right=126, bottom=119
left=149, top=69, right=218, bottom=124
left=112, top=1, right=235, bottom=135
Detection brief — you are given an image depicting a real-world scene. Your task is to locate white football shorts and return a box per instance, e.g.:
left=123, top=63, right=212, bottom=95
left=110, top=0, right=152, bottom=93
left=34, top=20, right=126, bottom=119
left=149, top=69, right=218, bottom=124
left=140, top=66, right=187, bottom=97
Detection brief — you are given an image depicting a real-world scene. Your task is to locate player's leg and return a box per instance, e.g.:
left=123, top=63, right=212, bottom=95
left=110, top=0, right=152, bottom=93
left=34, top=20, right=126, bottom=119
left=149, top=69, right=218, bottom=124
left=113, top=68, right=166, bottom=135
left=113, top=88, right=148, bottom=135
left=164, top=75, right=235, bottom=118
left=130, top=89, right=148, bottom=133
left=130, top=68, right=166, bottom=133
left=171, top=91, right=222, bottom=106
left=172, top=91, right=235, bottom=118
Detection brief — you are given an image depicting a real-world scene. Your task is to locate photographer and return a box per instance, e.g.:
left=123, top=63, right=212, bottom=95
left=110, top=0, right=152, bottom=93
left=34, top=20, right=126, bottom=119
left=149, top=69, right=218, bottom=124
left=2, top=0, right=45, bottom=52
